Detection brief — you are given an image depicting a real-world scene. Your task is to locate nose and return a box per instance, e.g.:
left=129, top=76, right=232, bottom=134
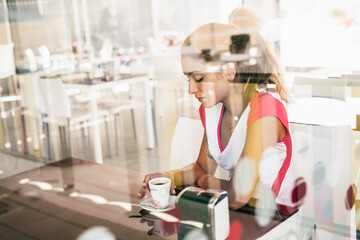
left=188, top=80, right=199, bottom=95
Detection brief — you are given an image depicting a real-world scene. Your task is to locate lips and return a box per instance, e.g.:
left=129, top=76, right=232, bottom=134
left=196, top=97, right=204, bottom=102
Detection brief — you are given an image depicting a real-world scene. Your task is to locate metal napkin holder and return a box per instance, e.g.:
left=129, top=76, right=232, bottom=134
left=176, top=186, right=230, bottom=240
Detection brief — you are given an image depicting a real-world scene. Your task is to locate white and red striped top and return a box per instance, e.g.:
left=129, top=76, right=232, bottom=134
left=199, top=92, right=296, bottom=212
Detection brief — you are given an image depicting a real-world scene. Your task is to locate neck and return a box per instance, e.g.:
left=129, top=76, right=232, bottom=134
left=222, top=87, right=245, bottom=120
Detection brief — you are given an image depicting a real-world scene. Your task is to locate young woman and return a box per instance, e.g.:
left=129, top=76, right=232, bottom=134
left=138, top=20, right=295, bottom=213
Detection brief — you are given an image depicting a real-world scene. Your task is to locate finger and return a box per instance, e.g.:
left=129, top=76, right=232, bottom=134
left=139, top=185, right=151, bottom=199
left=143, top=176, right=150, bottom=186
left=170, top=180, right=176, bottom=190
left=138, top=185, right=149, bottom=199
left=144, top=173, right=160, bottom=185
left=171, top=188, right=176, bottom=195
left=147, top=221, right=153, bottom=227
left=145, top=188, right=151, bottom=199
left=140, top=218, right=146, bottom=223
left=137, top=192, right=143, bottom=199
left=144, top=172, right=163, bottom=185
left=138, top=186, right=145, bottom=199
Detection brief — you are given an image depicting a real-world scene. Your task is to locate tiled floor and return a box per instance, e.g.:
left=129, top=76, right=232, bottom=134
left=0, top=81, right=200, bottom=179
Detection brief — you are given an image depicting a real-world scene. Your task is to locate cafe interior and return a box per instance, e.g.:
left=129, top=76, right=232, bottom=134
left=0, top=0, right=360, bottom=239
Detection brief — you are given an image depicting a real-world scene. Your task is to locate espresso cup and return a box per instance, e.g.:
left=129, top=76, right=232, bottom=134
left=148, top=177, right=171, bottom=208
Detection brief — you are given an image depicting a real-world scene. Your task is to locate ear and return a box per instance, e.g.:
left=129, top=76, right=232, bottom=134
left=223, top=62, right=236, bottom=81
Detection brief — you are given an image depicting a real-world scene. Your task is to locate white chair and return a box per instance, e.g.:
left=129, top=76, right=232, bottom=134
left=0, top=81, right=22, bottom=153
left=99, top=40, right=113, bottom=61
left=170, top=117, right=203, bottom=169
left=148, top=37, right=162, bottom=55
left=170, top=117, right=229, bottom=179
left=24, top=48, right=38, bottom=72
left=98, top=96, right=144, bottom=156
left=38, top=45, right=51, bottom=69
left=0, top=44, right=25, bottom=153
left=18, top=74, right=44, bottom=151
left=0, top=43, right=15, bottom=78
left=37, top=77, right=111, bottom=160
left=0, top=43, right=17, bottom=128
left=18, top=75, right=44, bottom=117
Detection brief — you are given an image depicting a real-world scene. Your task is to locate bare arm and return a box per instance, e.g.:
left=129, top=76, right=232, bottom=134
left=198, top=116, right=286, bottom=209
left=176, top=131, right=218, bottom=186
left=138, top=130, right=218, bottom=199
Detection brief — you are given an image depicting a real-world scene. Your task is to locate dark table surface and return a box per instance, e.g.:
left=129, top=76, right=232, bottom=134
left=0, top=158, right=290, bottom=240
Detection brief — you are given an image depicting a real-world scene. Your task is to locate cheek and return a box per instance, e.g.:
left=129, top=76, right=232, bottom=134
left=214, top=83, right=230, bottom=98
left=205, top=88, right=215, bottom=97
left=201, top=82, right=215, bottom=93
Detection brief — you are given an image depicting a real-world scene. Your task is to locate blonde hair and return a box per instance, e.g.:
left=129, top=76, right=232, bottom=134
left=229, top=7, right=262, bottom=30
left=181, top=23, right=236, bottom=55
left=181, top=19, right=290, bottom=105
left=228, top=7, right=262, bottom=47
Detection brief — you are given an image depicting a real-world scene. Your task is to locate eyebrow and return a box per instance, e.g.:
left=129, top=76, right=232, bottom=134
left=184, top=71, right=206, bottom=76
left=184, top=71, right=194, bottom=76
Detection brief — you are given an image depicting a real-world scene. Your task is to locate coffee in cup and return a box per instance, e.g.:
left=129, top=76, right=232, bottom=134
left=153, top=182, right=167, bottom=185
left=148, top=177, right=171, bottom=208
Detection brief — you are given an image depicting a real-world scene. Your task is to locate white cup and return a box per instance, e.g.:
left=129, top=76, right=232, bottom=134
left=148, top=177, right=171, bottom=208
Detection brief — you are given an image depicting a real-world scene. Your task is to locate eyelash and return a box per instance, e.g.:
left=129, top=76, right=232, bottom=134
left=187, top=75, right=204, bottom=82
left=195, top=77, right=204, bottom=82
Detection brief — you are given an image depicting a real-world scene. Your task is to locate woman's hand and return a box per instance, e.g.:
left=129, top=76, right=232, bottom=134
left=137, top=172, right=176, bottom=199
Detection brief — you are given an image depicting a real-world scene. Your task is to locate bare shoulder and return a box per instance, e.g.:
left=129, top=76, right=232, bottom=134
left=247, top=116, right=286, bottom=147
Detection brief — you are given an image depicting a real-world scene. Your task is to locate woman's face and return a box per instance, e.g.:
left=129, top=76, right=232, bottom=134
left=181, top=56, right=232, bottom=108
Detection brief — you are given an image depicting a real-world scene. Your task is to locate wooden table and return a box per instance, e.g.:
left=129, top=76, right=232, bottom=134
left=0, top=158, right=303, bottom=240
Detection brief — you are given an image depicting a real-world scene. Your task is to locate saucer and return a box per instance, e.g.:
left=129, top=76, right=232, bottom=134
left=140, top=195, right=176, bottom=212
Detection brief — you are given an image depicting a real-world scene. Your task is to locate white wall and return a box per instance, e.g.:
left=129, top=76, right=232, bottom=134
left=280, top=0, right=360, bottom=70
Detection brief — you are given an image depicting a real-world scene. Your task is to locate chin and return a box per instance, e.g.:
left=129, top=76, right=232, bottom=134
left=202, top=101, right=216, bottom=108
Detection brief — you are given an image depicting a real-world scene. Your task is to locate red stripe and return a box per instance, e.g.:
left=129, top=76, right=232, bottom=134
left=247, top=93, right=292, bottom=197
left=217, top=105, right=225, bottom=152
left=199, top=104, right=206, bottom=130
left=271, top=135, right=292, bottom=196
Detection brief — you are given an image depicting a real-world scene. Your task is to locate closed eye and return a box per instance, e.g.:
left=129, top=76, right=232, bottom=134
left=195, top=77, right=204, bottom=82
left=194, top=76, right=204, bottom=82
left=185, top=72, right=204, bottom=82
